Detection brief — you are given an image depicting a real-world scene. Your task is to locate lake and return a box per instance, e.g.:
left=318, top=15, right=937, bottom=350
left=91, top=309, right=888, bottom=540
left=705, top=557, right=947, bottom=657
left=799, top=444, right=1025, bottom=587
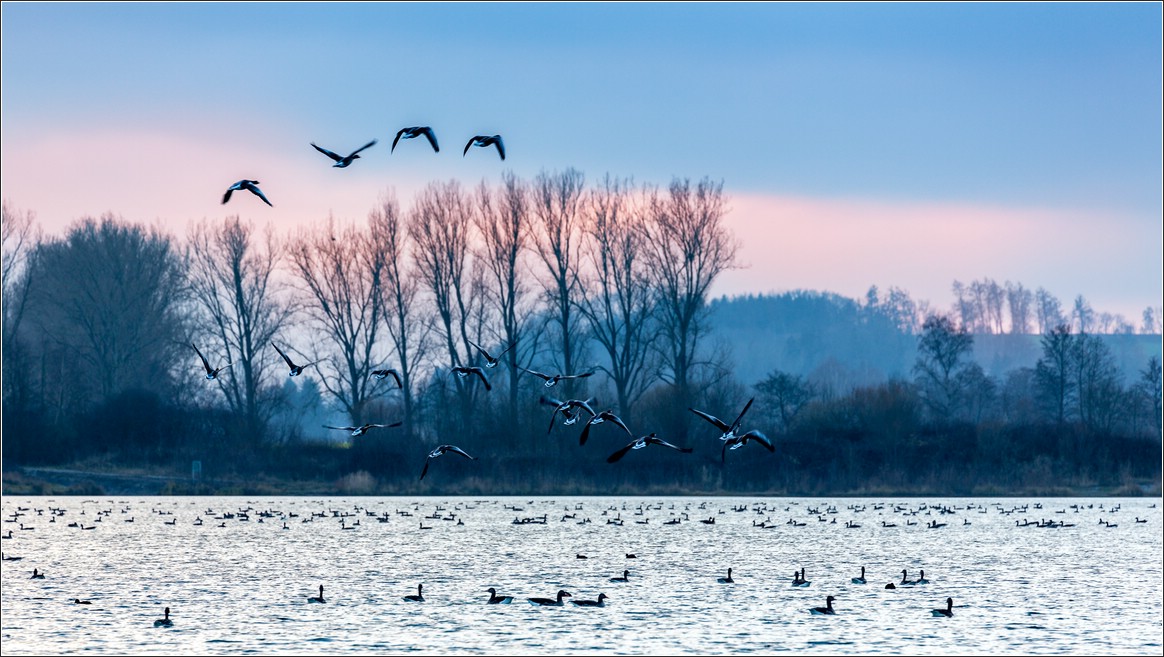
left=1, top=496, right=1160, bottom=655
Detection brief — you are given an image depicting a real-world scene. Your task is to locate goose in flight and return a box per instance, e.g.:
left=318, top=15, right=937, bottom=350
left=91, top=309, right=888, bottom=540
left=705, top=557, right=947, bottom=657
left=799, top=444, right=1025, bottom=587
left=451, top=366, right=492, bottom=391
left=579, top=410, right=633, bottom=446
left=311, top=139, right=377, bottom=168
left=420, top=444, right=479, bottom=480
left=607, top=433, right=693, bottom=463
left=323, top=422, right=402, bottom=437
left=467, top=339, right=515, bottom=368
left=392, top=126, right=439, bottom=153
left=690, top=398, right=754, bottom=442
left=370, top=368, right=403, bottom=388
left=222, top=179, right=272, bottom=207
left=540, top=396, right=596, bottom=433
left=192, top=343, right=232, bottom=380
left=271, top=342, right=318, bottom=377
left=463, top=134, right=505, bottom=160
left=522, top=367, right=594, bottom=388
left=720, top=430, right=775, bottom=463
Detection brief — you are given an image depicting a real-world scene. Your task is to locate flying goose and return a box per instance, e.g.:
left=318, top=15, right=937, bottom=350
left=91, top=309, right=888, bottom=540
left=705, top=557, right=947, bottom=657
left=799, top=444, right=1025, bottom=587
left=222, top=179, right=272, bottom=207
left=522, top=367, right=594, bottom=388
left=370, top=368, right=403, bottom=388
left=420, top=444, right=479, bottom=480
left=606, top=433, right=693, bottom=463
left=322, top=422, right=402, bottom=437
left=311, top=139, right=377, bottom=168
left=451, top=366, right=492, bottom=391
left=271, top=342, right=318, bottom=377
left=719, top=430, right=775, bottom=463
left=392, top=126, right=439, bottom=153
left=690, top=398, right=754, bottom=443
left=540, top=396, right=597, bottom=433
left=463, top=134, right=505, bottom=160
left=467, top=339, right=515, bottom=368
left=579, top=410, right=633, bottom=446
left=192, top=343, right=232, bottom=380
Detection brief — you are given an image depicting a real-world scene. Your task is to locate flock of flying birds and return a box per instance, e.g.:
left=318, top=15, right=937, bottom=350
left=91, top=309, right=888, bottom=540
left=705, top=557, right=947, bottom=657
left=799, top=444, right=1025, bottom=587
left=220, top=126, right=505, bottom=208
left=203, top=121, right=776, bottom=481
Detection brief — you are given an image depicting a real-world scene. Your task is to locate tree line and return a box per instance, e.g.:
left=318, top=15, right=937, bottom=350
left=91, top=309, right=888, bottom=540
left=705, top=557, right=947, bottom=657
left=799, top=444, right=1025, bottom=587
left=1, top=172, right=1160, bottom=495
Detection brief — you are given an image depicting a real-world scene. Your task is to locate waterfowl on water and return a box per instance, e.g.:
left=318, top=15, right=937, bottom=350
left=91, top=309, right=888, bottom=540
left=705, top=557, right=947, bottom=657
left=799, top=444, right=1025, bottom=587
left=307, top=585, right=326, bottom=603
left=609, top=569, right=630, bottom=582
left=852, top=566, right=866, bottom=584
left=403, top=584, right=424, bottom=602
left=810, top=595, right=837, bottom=615
left=192, top=343, right=233, bottom=380
left=153, top=607, right=173, bottom=627
left=467, top=339, right=514, bottom=368
left=30, top=568, right=44, bottom=579
left=73, top=598, right=92, bottom=605
left=271, top=342, right=318, bottom=377
left=420, top=444, right=479, bottom=480
left=606, top=433, right=693, bottom=463
left=931, top=597, right=954, bottom=617
left=578, top=410, right=632, bottom=446
left=915, top=570, right=929, bottom=585
left=311, top=139, right=377, bottom=168
left=485, top=587, right=513, bottom=604
left=899, top=569, right=915, bottom=586
left=323, top=422, right=402, bottom=437
left=222, top=179, right=272, bottom=207
left=528, top=590, right=571, bottom=606
left=463, top=134, right=505, bottom=160
left=451, top=366, right=492, bottom=391
left=571, top=593, right=608, bottom=607
left=792, top=568, right=810, bottom=587
left=392, top=126, right=439, bottom=153
left=717, top=568, right=734, bottom=584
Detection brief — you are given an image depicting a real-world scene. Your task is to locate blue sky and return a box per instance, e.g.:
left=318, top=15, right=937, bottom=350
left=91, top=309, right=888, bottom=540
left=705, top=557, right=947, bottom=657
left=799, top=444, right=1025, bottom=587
left=2, top=2, right=1160, bottom=322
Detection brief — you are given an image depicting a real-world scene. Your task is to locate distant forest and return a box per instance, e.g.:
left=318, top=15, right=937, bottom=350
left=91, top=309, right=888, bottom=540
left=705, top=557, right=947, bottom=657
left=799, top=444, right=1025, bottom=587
left=2, top=172, right=1161, bottom=496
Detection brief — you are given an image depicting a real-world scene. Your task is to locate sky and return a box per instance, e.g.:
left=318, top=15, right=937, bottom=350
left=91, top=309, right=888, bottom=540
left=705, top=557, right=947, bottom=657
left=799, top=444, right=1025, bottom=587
left=1, top=2, right=1161, bottom=323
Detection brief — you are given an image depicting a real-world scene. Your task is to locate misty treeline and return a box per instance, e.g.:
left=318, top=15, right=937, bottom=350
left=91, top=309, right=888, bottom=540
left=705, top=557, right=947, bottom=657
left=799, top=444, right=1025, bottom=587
left=1, top=171, right=1161, bottom=495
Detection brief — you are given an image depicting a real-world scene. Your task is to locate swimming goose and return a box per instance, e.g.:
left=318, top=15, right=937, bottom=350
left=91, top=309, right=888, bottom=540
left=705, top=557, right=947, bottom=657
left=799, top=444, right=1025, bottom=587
left=392, top=126, right=439, bottom=153
left=451, top=366, right=492, bottom=391
left=73, top=598, right=92, bottom=604
left=914, top=570, right=929, bottom=585
left=485, top=587, right=513, bottom=604
left=609, top=570, right=630, bottom=582
left=222, top=179, right=272, bottom=207
left=571, top=593, right=608, bottom=607
left=810, top=595, right=837, bottom=615
left=463, top=135, right=505, bottom=160
left=192, top=343, right=232, bottom=380
left=307, top=585, right=326, bottom=603
left=420, top=444, right=479, bottom=480
left=579, top=410, right=633, bottom=446
left=606, top=433, right=693, bottom=463
left=153, top=607, right=173, bottom=627
left=522, top=367, right=594, bottom=388
left=31, top=568, right=44, bottom=579
left=793, top=568, right=810, bottom=587
left=528, top=590, right=571, bottom=606
left=540, top=396, right=597, bottom=433
left=899, top=570, right=915, bottom=586
left=271, top=342, right=318, bottom=377
left=323, top=422, right=402, bottom=437
left=311, top=139, right=377, bottom=168
left=931, top=597, right=953, bottom=617
left=403, top=584, right=424, bottom=602
left=467, top=339, right=514, bottom=368
left=852, top=566, right=866, bottom=584
left=719, top=430, right=775, bottom=463
left=689, top=398, right=754, bottom=443
left=717, top=568, right=734, bottom=584
left=370, top=368, right=403, bottom=388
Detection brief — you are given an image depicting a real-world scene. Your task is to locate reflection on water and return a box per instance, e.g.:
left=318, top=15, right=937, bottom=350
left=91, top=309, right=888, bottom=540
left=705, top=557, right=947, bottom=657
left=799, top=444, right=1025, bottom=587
left=1, top=496, right=1160, bottom=655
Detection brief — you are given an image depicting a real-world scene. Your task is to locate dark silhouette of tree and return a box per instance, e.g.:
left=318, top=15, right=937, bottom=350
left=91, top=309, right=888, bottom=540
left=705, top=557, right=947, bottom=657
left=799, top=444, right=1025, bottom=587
left=1, top=200, right=40, bottom=406
left=187, top=215, right=293, bottom=441
left=369, top=191, right=426, bottom=433
left=1070, top=332, right=1122, bottom=431
left=1006, top=281, right=1033, bottom=335
left=531, top=168, right=589, bottom=397
left=1035, top=288, right=1064, bottom=335
left=640, top=177, right=738, bottom=412
left=1035, top=324, right=1074, bottom=425
left=578, top=175, right=657, bottom=417
left=289, top=216, right=387, bottom=424
left=912, top=314, right=975, bottom=420
left=754, top=369, right=815, bottom=432
left=1138, top=356, right=1162, bottom=440
left=1072, top=295, right=1095, bottom=335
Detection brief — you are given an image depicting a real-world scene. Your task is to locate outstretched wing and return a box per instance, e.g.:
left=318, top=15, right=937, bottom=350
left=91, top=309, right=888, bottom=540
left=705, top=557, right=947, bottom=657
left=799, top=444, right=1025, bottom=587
left=311, top=143, right=343, bottom=162
left=324, top=425, right=357, bottom=432
left=652, top=438, right=693, bottom=454
left=730, top=398, right=755, bottom=432
left=571, top=399, right=597, bottom=418
left=192, top=343, right=212, bottom=374
left=350, top=139, right=378, bottom=156
left=445, top=445, right=477, bottom=461
left=495, top=342, right=516, bottom=358
left=689, top=407, right=731, bottom=433
left=467, top=338, right=493, bottom=361
left=606, top=440, right=638, bottom=464
left=492, top=136, right=505, bottom=160
left=387, top=369, right=402, bottom=388
left=523, top=367, right=551, bottom=382
left=392, top=128, right=406, bottom=153
left=741, top=430, right=774, bottom=452
left=421, top=127, right=439, bottom=152
left=463, top=137, right=477, bottom=156
left=579, top=420, right=594, bottom=446
left=420, top=457, right=432, bottom=480
left=472, top=368, right=492, bottom=391
left=271, top=342, right=295, bottom=368
left=247, top=184, right=273, bottom=207
left=606, top=413, right=633, bottom=438
left=222, top=187, right=234, bottom=204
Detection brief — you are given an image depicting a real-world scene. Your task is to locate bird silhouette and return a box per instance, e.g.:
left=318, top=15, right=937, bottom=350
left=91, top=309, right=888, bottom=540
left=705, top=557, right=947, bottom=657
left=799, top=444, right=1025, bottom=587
left=311, top=139, right=377, bottom=168
left=420, top=444, right=479, bottom=480
left=467, top=339, right=515, bottom=368
left=271, top=342, right=318, bottom=377
left=579, top=410, right=633, bottom=446
left=451, top=366, right=492, bottom=391
left=540, top=396, right=597, bottom=433
left=370, top=368, right=403, bottom=388
left=607, top=433, right=693, bottom=463
left=522, top=367, right=594, bottom=388
left=720, top=430, right=775, bottom=463
left=222, top=180, right=272, bottom=206
left=192, top=343, right=232, bottom=380
left=323, top=422, right=402, bottom=437
left=463, top=135, right=505, bottom=160
left=392, top=126, right=439, bottom=153
left=689, top=398, right=754, bottom=442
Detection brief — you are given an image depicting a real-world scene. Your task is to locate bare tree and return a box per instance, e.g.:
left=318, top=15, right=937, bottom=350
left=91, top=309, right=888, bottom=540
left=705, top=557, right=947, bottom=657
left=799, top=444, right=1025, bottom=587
left=1142, top=307, right=1163, bottom=335
left=531, top=168, right=589, bottom=396
left=577, top=174, right=657, bottom=417
left=369, top=192, right=427, bottom=432
left=1071, top=294, right=1095, bottom=334
left=474, top=172, right=532, bottom=421
left=187, top=215, right=293, bottom=439
left=1035, top=287, right=1064, bottom=335
left=1035, top=324, right=1074, bottom=425
left=1005, top=281, right=1033, bottom=335
left=288, top=215, right=387, bottom=424
left=640, top=177, right=739, bottom=405
left=1, top=200, right=40, bottom=405
left=912, top=313, right=975, bottom=420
